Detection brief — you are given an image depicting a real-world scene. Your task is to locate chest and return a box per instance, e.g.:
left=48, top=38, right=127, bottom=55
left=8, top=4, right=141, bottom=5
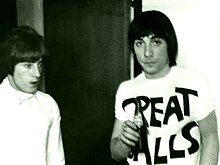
left=0, top=97, right=52, bottom=142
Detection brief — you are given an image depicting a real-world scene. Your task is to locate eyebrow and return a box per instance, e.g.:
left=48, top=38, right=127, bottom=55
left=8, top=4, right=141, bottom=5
left=136, top=35, right=162, bottom=41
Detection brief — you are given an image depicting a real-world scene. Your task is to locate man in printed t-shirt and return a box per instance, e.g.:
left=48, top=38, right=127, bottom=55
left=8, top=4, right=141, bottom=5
left=110, top=10, right=219, bottom=165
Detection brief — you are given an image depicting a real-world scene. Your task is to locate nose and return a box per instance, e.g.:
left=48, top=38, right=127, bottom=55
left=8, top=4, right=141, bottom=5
left=144, top=44, right=153, bottom=57
left=32, top=65, right=41, bottom=78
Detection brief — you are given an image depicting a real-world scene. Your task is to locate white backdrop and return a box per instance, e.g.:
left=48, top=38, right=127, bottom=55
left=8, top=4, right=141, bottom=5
left=142, top=0, right=220, bottom=163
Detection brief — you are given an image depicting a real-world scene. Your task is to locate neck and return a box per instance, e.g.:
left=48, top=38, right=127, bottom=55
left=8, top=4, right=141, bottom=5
left=144, top=66, right=172, bottom=79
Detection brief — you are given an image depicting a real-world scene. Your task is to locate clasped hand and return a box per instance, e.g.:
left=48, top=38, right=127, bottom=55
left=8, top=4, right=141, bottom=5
left=120, top=120, right=140, bottom=148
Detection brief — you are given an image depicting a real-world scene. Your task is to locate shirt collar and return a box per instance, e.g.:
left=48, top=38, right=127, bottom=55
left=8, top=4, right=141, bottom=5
left=1, top=77, right=34, bottom=102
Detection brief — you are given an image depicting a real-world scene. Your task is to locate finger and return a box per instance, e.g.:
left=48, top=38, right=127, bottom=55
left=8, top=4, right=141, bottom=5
left=120, top=133, right=137, bottom=147
left=121, top=126, right=140, bottom=143
left=123, top=131, right=140, bottom=143
left=123, top=125, right=140, bottom=138
left=124, top=120, right=138, bottom=130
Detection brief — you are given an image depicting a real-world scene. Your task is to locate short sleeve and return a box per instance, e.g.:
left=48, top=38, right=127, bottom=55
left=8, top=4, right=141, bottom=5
left=115, top=83, right=130, bottom=121
left=192, top=74, right=216, bottom=121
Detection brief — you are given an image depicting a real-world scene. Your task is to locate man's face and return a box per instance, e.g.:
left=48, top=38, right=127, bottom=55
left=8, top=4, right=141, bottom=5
left=134, top=35, right=170, bottom=79
left=8, top=58, right=43, bottom=94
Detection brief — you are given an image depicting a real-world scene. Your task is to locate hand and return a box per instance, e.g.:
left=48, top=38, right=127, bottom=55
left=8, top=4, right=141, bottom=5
left=120, top=120, right=140, bottom=148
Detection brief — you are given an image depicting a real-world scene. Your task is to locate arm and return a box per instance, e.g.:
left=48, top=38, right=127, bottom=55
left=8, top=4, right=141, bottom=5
left=198, top=111, right=219, bottom=165
left=110, top=119, right=140, bottom=162
left=47, top=103, right=65, bottom=165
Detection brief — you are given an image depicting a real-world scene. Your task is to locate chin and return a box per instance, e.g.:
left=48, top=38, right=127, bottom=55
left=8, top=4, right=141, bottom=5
left=23, top=89, right=37, bottom=94
left=144, top=68, right=156, bottom=74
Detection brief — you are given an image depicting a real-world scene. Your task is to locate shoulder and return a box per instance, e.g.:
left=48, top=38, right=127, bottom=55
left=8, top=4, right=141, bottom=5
left=173, top=66, right=213, bottom=97
left=35, top=90, right=59, bottom=107
left=35, top=91, right=61, bottom=118
left=174, top=66, right=208, bottom=81
left=118, top=73, right=143, bottom=89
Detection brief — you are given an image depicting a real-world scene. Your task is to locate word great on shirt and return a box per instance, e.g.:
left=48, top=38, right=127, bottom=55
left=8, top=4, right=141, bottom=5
left=122, top=87, right=199, bottom=164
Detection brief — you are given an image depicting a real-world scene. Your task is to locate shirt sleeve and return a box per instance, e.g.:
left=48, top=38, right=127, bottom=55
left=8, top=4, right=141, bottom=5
left=192, top=73, right=216, bottom=121
left=47, top=98, right=65, bottom=165
left=115, top=82, right=136, bottom=122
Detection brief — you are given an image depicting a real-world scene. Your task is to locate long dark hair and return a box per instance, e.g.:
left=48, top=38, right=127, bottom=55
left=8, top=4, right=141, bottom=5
left=128, top=10, right=178, bottom=67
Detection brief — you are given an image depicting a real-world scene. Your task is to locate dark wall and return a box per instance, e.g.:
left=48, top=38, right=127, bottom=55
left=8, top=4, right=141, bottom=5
left=44, top=0, right=130, bottom=165
left=0, top=0, right=17, bottom=82
left=0, top=0, right=17, bottom=38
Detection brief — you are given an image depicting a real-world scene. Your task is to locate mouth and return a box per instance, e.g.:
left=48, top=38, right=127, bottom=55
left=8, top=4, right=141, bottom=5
left=145, top=61, right=156, bottom=65
left=142, top=61, right=157, bottom=68
left=30, top=81, right=39, bottom=86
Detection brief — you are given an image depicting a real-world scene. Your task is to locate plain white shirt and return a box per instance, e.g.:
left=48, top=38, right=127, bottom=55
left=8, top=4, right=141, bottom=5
left=0, top=77, right=65, bottom=165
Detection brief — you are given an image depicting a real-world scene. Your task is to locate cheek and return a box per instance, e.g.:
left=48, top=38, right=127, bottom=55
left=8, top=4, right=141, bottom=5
left=13, top=75, right=24, bottom=86
left=134, top=48, right=144, bottom=57
left=159, top=54, right=169, bottom=66
left=156, top=47, right=168, bottom=58
left=13, top=71, right=27, bottom=83
left=135, top=53, right=143, bottom=62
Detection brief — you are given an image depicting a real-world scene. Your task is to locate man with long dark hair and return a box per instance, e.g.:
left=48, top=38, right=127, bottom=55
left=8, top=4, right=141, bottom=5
left=110, top=10, right=219, bottom=165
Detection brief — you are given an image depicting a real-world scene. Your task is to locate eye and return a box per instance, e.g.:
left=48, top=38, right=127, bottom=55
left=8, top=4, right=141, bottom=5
left=24, top=63, right=33, bottom=69
left=134, top=40, right=145, bottom=47
left=38, top=62, right=44, bottom=69
left=151, top=38, right=163, bottom=46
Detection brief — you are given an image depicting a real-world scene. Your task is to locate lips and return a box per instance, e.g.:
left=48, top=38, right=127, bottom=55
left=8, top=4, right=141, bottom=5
left=30, top=81, right=39, bottom=86
left=145, top=61, right=156, bottom=64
